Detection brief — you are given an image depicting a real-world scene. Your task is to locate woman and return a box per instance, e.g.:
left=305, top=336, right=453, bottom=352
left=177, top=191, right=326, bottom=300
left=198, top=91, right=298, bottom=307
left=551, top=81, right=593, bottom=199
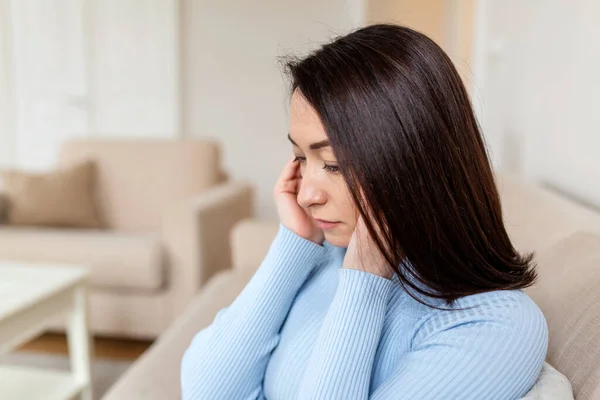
left=181, top=24, right=548, bottom=399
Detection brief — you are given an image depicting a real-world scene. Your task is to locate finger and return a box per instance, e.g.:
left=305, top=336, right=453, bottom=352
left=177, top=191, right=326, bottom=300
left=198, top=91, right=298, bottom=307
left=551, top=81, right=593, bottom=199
left=355, top=216, right=368, bottom=243
left=294, top=162, right=303, bottom=179
left=276, top=157, right=300, bottom=187
left=355, top=216, right=378, bottom=251
left=280, top=178, right=300, bottom=194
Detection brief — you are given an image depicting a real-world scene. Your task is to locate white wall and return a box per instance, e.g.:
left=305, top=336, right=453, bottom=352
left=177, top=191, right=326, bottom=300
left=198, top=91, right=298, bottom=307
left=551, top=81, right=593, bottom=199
left=182, top=0, right=365, bottom=219
left=473, top=0, right=600, bottom=207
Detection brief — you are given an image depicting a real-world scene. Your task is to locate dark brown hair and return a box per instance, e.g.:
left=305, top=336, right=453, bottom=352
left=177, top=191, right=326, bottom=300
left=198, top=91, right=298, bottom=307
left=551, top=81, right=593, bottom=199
left=284, top=24, right=536, bottom=308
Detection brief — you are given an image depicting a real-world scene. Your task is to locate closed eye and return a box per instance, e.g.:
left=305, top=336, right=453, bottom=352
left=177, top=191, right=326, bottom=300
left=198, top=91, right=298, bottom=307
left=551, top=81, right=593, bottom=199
left=323, top=164, right=340, bottom=173
left=294, top=155, right=340, bottom=174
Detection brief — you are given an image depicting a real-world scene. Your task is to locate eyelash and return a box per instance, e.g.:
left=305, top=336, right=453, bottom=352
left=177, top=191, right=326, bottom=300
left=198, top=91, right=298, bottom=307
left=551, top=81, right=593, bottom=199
left=293, top=156, right=340, bottom=174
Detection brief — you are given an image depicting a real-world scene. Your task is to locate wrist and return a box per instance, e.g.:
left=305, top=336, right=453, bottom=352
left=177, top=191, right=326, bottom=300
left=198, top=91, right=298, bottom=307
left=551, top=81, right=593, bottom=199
left=337, top=268, right=394, bottom=302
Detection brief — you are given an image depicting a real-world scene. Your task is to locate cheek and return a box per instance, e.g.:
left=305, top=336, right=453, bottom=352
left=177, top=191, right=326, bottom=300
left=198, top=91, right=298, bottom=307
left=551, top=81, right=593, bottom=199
left=323, top=180, right=357, bottom=247
left=333, top=181, right=356, bottom=224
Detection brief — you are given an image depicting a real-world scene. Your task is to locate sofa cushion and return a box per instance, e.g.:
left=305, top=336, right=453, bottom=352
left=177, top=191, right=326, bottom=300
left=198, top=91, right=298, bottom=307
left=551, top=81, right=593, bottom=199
left=0, top=192, right=8, bottom=223
left=496, top=174, right=600, bottom=253
left=0, top=160, right=104, bottom=229
left=521, top=362, right=573, bottom=399
left=525, top=232, right=600, bottom=399
left=0, top=228, right=164, bottom=291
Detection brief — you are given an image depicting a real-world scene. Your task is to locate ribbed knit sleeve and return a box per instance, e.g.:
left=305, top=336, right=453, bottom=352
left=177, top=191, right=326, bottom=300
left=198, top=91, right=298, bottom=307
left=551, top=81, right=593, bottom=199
left=371, top=291, right=548, bottom=399
left=300, top=286, right=548, bottom=399
left=180, top=224, right=327, bottom=400
left=298, top=268, right=394, bottom=399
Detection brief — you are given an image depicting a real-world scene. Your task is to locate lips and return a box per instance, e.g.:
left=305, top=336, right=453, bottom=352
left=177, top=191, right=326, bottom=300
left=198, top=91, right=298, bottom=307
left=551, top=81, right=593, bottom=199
left=314, top=219, right=339, bottom=230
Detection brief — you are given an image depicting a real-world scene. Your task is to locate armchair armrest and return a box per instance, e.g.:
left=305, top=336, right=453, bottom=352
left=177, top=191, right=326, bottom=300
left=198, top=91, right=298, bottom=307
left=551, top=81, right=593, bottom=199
left=230, top=219, right=279, bottom=272
left=161, top=181, right=253, bottom=320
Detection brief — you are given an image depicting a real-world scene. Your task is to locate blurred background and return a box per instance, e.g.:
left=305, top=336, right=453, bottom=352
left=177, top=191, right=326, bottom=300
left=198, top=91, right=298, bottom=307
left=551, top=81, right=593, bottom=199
left=1, top=1, right=599, bottom=398
left=1, top=0, right=597, bottom=219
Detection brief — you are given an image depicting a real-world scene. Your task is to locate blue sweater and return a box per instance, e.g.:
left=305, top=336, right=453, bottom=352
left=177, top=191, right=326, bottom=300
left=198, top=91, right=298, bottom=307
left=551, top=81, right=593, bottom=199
left=181, top=224, right=548, bottom=399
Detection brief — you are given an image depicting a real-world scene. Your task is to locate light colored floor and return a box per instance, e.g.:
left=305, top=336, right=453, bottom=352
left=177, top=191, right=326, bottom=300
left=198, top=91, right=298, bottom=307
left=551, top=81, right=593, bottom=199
left=0, top=333, right=153, bottom=398
left=19, top=332, right=153, bottom=361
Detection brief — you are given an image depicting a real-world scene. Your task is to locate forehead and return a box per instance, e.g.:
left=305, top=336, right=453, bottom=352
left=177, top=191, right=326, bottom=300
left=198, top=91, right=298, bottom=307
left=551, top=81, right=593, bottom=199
left=290, top=90, right=327, bottom=143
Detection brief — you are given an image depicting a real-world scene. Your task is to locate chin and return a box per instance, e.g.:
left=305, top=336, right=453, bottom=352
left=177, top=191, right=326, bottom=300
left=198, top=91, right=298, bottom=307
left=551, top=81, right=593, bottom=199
left=324, top=231, right=351, bottom=248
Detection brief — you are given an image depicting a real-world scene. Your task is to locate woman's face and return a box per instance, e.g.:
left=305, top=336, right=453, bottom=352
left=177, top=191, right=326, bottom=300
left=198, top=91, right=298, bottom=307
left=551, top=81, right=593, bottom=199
left=289, top=90, right=356, bottom=247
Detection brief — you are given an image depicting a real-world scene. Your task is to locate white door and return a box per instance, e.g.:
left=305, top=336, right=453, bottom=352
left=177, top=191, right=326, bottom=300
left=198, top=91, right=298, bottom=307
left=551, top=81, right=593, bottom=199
left=88, top=0, right=179, bottom=137
left=0, top=0, right=179, bottom=171
left=8, top=0, right=89, bottom=171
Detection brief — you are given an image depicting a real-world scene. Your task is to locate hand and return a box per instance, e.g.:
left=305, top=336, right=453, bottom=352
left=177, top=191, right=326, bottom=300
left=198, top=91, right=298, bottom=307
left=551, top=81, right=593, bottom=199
left=274, top=156, right=324, bottom=244
left=343, top=216, right=394, bottom=279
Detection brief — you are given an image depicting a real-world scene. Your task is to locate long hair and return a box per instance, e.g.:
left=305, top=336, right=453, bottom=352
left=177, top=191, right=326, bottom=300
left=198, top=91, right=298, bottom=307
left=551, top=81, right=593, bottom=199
left=284, top=24, right=536, bottom=307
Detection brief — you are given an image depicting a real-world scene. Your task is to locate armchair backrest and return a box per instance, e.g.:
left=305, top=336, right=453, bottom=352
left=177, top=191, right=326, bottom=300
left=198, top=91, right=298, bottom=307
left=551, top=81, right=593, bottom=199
left=59, top=138, right=224, bottom=232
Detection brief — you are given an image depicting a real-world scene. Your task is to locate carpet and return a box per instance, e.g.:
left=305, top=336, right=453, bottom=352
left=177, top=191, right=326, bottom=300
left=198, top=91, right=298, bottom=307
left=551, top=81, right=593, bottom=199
left=0, top=351, right=131, bottom=398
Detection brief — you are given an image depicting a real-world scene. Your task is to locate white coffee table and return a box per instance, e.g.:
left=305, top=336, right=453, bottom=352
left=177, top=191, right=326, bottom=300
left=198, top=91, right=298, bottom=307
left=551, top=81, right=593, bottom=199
left=0, top=263, right=92, bottom=400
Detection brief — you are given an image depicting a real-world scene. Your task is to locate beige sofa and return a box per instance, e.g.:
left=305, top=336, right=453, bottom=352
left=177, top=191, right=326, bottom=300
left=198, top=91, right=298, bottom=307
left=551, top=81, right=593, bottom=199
left=0, top=139, right=254, bottom=339
left=103, top=174, right=600, bottom=399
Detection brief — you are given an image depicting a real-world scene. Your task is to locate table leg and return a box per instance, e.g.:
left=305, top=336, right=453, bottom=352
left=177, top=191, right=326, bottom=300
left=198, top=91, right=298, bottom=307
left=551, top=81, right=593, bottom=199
left=67, top=285, right=93, bottom=400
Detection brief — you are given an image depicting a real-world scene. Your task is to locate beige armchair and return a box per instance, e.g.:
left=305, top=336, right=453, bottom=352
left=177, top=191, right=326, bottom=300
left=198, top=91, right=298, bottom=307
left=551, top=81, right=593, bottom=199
left=0, top=138, right=253, bottom=339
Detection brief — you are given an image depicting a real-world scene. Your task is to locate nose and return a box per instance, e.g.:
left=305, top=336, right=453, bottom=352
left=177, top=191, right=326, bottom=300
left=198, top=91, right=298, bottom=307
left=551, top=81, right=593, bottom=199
left=297, top=173, right=327, bottom=210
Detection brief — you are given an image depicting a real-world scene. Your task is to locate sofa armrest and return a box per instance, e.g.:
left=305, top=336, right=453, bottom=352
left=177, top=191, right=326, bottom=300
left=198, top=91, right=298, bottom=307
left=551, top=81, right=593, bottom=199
left=101, top=268, right=255, bottom=400
left=161, top=181, right=253, bottom=321
left=230, top=219, right=279, bottom=272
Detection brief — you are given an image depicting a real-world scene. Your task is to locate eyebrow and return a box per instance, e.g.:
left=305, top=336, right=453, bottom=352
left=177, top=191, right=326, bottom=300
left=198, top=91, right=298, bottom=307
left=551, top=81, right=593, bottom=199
left=287, top=134, right=331, bottom=151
